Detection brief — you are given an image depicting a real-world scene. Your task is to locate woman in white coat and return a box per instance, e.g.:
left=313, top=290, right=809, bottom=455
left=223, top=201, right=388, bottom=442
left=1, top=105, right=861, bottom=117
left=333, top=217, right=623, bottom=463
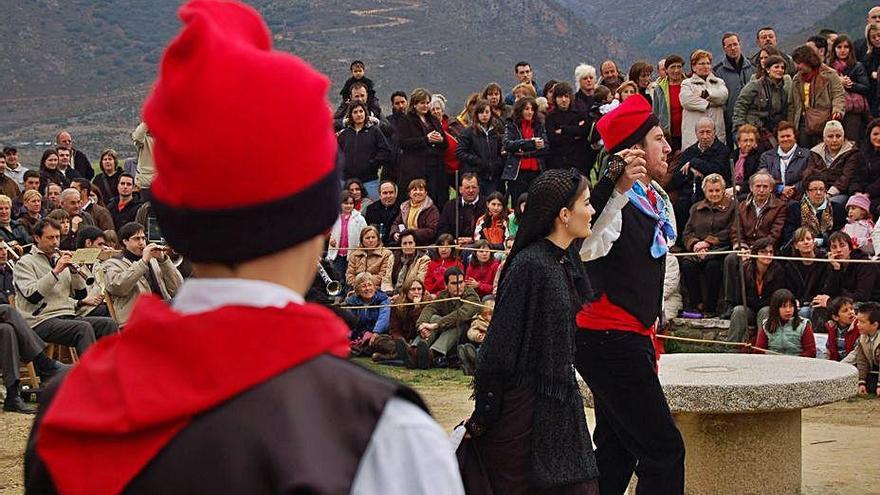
left=680, top=49, right=729, bottom=150
left=326, top=191, right=368, bottom=291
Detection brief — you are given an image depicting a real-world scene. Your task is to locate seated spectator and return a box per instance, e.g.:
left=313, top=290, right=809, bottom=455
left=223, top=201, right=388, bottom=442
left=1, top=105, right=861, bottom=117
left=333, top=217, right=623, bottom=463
left=464, top=240, right=500, bottom=298
left=17, top=190, right=43, bottom=237
left=391, top=229, right=430, bottom=293
left=825, top=296, right=859, bottom=362
left=423, top=233, right=464, bottom=295
left=783, top=227, right=829, bottom=320
left=38, top=149, right=66, bottom=193
left=459, top=297, right=494, bottom=376
left=728, top=238, right=786, bottom=343
left=73, top=226, right=112, bottom=318
left=345, top=272, right=390, bottom=358
left=13, top=219, right=118, bottom=356
left=680, top=174, right=734, bottom=316
left=326, top=191, right=367, bottom=288
left=545, top=82, right=590, bottom=174
left=813, top=232, right=878, bottom=316
left=0, top=155, right=20, bottom=201
left=669, top=118, right=730, bottom=234
left=731, top=124, right=764, bottom=198
left=508, top=192, right=527, bottom=238
left=390, top=178, right=440, bottom=246
left=802, top=121, right=859, bottom=208
left=473, top=191, right=509, bottom=250
left=55, top=148, right=83, bottom=186
left=345, top=225, right=394, bottom=293
left=438, top=173, right=485, bottom=244
left=758, top=122, right=810, bottom=200
left=663, top=254, right=683, bottom=322
left=344, top=178, right=374, bottom=213
left=755, top=288, right=817, bottom=357
left=103, top=222, right=184, bottom=326
left=843, top=301, right=880, bottom=397
left=45, top=183, right=62, bottom=211
left=72, top=179, right=114, bottom=232
left=402, top=266, right=480, bottom=369
left=106, top=173, right=143, bottom=231
left=842, top=193, right=875, bottom=255
left=456, top=100, right=504, bottom=196
left=46, top=209, right=74, bottom=251
left=59, top=187, right=97, bottom=236
left=364, top=180, right=400, bottom=246
left=781, top=174, right=846, bottom=249
left=92, top=148, right=123, bottom=204
left=722, top=170, right=787, bottom=315
left=0, top=195, right=30, bottom=254
left=381, top=279, right=432, bottom=364
left=338, top=104, right=390, bottom=201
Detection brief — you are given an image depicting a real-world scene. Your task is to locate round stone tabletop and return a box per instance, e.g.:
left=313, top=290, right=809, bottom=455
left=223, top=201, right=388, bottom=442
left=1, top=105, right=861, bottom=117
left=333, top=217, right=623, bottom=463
left=581, top=353, right=858, bottom=413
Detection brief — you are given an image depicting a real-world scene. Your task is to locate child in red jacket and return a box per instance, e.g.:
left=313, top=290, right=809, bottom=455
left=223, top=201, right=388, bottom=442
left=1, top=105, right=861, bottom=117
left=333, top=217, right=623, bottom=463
left=826, top=296, right=859, bottom=361
left=423, top=233, right=464, bottom=295
left=464, top=240, right=500, bottom=298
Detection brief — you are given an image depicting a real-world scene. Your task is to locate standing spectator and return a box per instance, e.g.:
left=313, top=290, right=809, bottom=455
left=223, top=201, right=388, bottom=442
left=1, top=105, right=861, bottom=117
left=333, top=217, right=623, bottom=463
left=825, top=296, right=858, bottom=362
left=383, top=90, right=409, bottom=183
left=103, top=222, right=184, bottom=326
left=784, top=227, right=830, bottom=322
left=723, top=170, right=787, bottom=315
left=748, top=27, right=796, bottom=74
left=733, top=55, right=791, bottom=143
left=396, top=88, right=448, bottom=207
left=829, top=35, right=871, bottom=144
left=545, top=82, right=590, bottom=174
left=572, top=64, right=597, bottom=116
left=391, top=230, right=430, bottom=293
left=423, top=234, right=464, bottom=295
left=598, top=60, right=623, bottom=94
left=715, top=33, right=755, bottom=145
left=654, top=54, right=686, bottom=152
left=92, top=148, right=123, bottom=204
left=364, top=180, right=400, bottom=246
left=345, top=272, right=391, bottom=358
left=473, top=192, right=509, bottom=250
left=344, top=178, right=373, bottom=212
left=38, top=149, right=65, bottom=193
left=802, top=120, right=859, bottom=207
left=504, top=61, right=542, bottom=106
left=854, top=6, right=880, bottom=61
left=680, top=174, right=735, bottom=316
left=55, top=148, right=83, bottom=185
left=502, top=96, right=549, bottom=205
left=844, top=301, right=880, bottom=397
left=759, top=121, right=811, bottom=200
left=131, top=122, right=155, bottom=195
left=731, top=124, right=764, bottom=195
left=456, top=100, right=504, bottom=196
left=680, top=49, right=729, bottom=150
left=670, top=118, right=730, bottom=232
left=345, top=225, right=394, bottom=293
left=728, top=238, right=786, bottom=343
left=45, top=184, right=62, bottom=211
left=629, top=61, right=654, bottom=104
left=106, top=173, right=142, bottom=231
left=0, top=155, right=20, bottom=201
left=17, top=190, right=43, bottom=236
left=781, top=174, right=846, bottom=249
left=73, top=179, right=114, bottom=232
left=55, top=131, right=93, bottom=180
left=337, top=102, right=391, bottom=198
left=464, top=240, right=499, bottom=299
left=854, top=118, right=880, bottom=212
left=481, top=82, right=511, bottom=122
left=0, top=195, right=30, bottom=250
left=2, top=147, right=28, bottom=188
left=326, top=191, right=367, bottom=286
left=788, top=45, right=846, bottom=148
left=430, top=94, right=462, bottom=193
left=332, top=82, right=383, bottom=130
left=390, top=178, right=439, bottom=246
left=437, top=173, right=485, bottom=243
left=755, top=289, right=817, bottom=357
left=861, top=23, right=880, bottom=116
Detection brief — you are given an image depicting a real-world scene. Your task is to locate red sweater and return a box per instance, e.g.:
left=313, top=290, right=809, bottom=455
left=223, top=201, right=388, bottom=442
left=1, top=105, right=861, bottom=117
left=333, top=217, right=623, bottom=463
left=424, top=258, right=464, bottom=294
left=465, top=259, right=500, bottom=298
left=825, top=320, right=860, bottom=361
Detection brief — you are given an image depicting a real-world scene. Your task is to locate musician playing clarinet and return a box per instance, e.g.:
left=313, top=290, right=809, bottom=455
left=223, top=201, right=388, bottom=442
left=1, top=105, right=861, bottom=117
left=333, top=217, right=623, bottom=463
left=12, top=218, right=118, bottom=357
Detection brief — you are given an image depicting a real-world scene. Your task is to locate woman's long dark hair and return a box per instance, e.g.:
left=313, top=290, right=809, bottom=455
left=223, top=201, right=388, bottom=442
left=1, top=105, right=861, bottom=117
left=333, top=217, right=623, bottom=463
left=765, top=288, right=800, bottom=334
left=499, top=169, right=587, bottom=285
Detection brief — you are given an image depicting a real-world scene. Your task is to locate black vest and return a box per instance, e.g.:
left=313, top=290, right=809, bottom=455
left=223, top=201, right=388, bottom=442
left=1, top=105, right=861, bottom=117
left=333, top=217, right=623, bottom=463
left=25, top=356, right=426, bottom=494
left=585, top=177, right=666, bottom=328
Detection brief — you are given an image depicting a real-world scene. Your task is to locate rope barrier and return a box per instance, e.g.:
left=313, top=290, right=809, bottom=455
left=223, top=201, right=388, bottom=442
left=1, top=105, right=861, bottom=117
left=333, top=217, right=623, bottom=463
left=656, top=334, right=782, bottom=355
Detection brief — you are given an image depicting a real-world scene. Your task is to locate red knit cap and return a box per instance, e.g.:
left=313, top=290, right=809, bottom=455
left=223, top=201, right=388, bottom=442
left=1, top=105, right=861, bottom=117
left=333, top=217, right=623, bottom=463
left=596, top=95, right=660, bottom=153
left=143, top=0, right=339, bottom=263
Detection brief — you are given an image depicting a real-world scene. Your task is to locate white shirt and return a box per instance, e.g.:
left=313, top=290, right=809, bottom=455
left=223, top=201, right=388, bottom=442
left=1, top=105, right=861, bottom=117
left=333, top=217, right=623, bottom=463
left=172, top=278, right=465, bottom=494
left=4, top=165, right=27, bottom=188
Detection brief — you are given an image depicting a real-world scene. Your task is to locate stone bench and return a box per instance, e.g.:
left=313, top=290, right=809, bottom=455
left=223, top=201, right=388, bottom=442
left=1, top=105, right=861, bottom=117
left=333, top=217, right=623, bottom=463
left=580, top=353, right=857, bottom=495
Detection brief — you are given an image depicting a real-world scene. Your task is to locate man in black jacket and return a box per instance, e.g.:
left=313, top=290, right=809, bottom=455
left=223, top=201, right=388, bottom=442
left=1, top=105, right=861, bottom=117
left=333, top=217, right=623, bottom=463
left=437, top=173, right=485, bottom=244
left=545, top=82, right=591, bottom=175
left=364, top=180, right=400, bottom=246
left=106, top=173, right=142, bottom=231
left=55, top=131, right=94, bottom=180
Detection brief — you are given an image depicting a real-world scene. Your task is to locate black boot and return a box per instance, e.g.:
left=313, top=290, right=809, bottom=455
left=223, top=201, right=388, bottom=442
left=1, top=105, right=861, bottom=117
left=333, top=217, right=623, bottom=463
left=33, top=352, right=71, bottom=383
left=4, top=381, right=36, bottom=414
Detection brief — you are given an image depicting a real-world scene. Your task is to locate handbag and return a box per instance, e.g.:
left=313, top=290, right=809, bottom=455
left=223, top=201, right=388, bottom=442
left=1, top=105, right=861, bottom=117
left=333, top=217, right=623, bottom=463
left=845, top=91, right=869, bottom=114
left=804, top=107, right=832, bottom=136
left=454, top=423, right=495, bottom=493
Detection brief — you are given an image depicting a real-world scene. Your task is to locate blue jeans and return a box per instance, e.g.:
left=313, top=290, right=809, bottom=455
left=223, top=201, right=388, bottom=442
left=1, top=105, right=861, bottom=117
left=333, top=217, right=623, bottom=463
left=362, top=179, right=379, bottom=200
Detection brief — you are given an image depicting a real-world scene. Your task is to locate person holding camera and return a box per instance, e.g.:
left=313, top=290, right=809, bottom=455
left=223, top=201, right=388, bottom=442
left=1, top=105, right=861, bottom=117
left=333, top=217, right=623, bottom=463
left=103, top=222, right=183, bottom=326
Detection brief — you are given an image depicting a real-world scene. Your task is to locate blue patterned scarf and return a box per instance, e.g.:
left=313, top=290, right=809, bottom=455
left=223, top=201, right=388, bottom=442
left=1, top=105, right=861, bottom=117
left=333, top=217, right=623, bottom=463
left=626, top=182, right=676, bottom=258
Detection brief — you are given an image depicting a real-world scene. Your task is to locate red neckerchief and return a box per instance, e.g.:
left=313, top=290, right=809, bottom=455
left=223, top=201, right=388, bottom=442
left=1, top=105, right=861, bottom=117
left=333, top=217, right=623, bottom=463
left=36, top=295, right=349, bottom=495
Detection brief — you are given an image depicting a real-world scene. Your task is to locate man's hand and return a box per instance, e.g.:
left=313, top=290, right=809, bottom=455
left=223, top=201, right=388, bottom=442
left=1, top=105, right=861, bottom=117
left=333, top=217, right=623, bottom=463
left=614, top=148, right=647, bottom=194
left=828, top=252, right=843, bottom=271
left=457, top=237, right=473, bottom=247
left=832, top=112, right=843, bottom=121
left=52, top=251, right=73, bottom=275
left=142, top=244, right=164, bottom=262
left=81, top=293, right=104, bottom=306
left=812, top=294, right=830, bottom=308
left=71, top=216, right=83, bottom=232
left=476, top=332, right=485, bottom=343
left=781, top=186, right=796, bottom=200
left=534, top=137, right=545, bottom=149
left=464, top=278, right=480, bottom=289
left=858, top=384, right=868, bottom=396
left=427, top=130, right=443, bottom=143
